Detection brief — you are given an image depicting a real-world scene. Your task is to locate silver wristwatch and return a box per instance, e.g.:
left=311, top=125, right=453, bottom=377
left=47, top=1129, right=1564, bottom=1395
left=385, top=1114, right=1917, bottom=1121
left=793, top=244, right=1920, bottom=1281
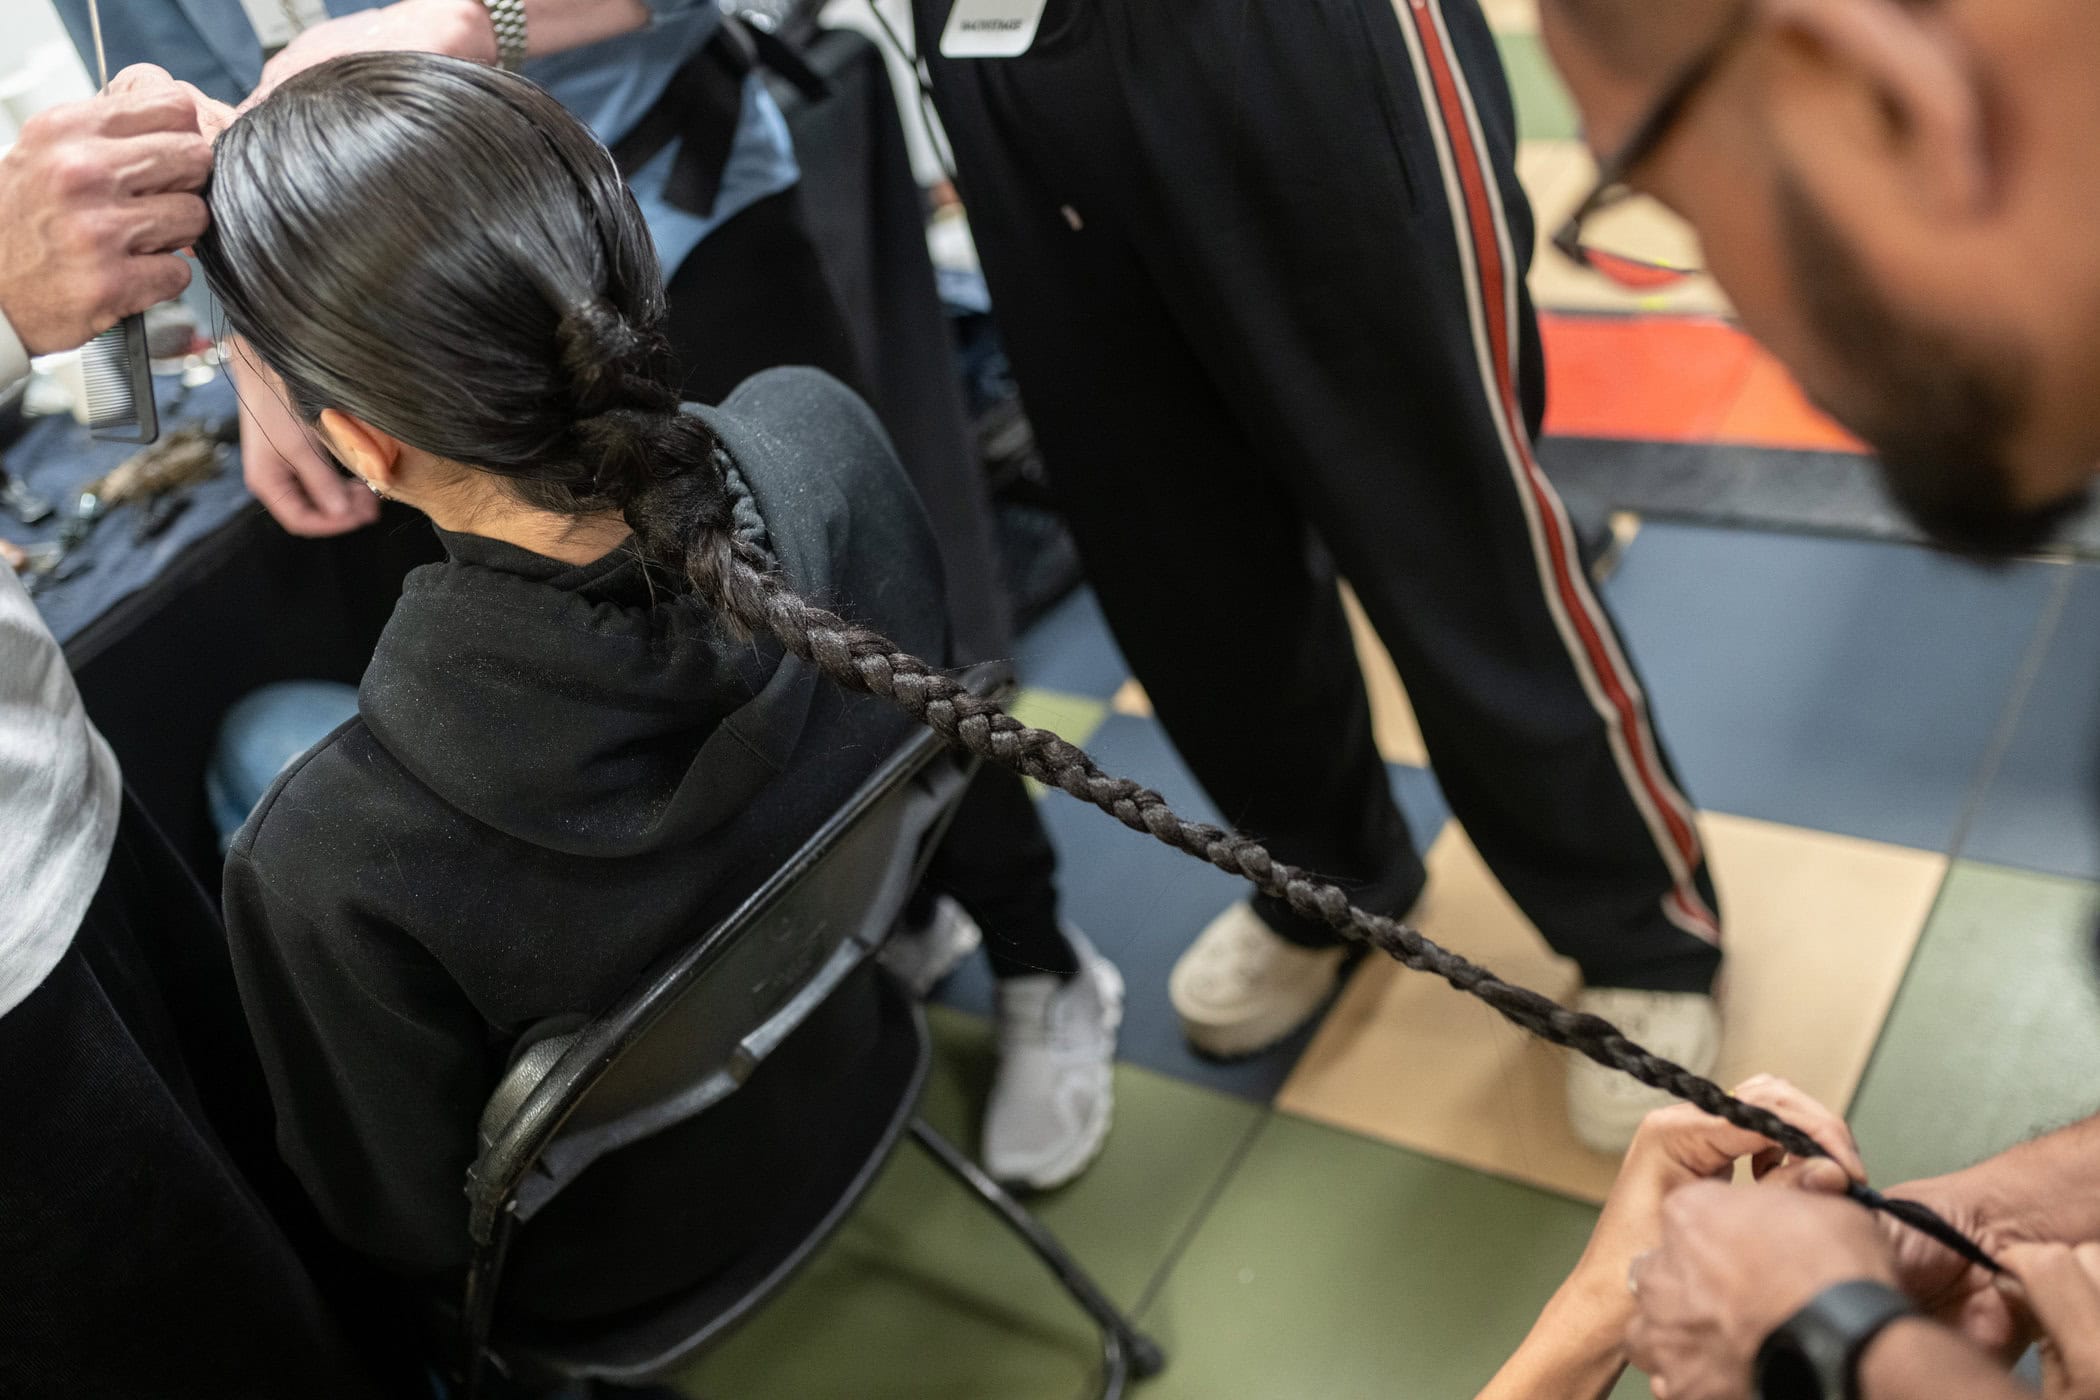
left=480, top=0, right=528, bottom=71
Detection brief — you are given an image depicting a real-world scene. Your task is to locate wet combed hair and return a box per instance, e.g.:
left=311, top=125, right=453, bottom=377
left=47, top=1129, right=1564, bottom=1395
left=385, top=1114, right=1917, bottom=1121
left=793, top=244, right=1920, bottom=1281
left=197, top=55, right=1968, bottom=1237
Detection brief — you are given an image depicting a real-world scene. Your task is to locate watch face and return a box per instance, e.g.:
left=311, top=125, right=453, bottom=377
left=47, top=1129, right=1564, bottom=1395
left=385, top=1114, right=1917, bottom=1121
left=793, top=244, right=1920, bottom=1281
left=1757, top=1344, right=1826, bottom=1400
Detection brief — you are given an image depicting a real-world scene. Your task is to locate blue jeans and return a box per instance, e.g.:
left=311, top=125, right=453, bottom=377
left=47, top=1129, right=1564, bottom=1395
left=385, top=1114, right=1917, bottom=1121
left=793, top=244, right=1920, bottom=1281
left=207, top=681, right=359, bottom=850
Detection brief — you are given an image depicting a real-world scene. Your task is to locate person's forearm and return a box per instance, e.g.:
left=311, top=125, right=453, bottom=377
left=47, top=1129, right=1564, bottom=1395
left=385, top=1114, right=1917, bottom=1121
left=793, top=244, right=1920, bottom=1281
left=518, top=0, right=654, bottom=58
left=1476, top=1280, right=1628, bottom=1400
left=1858, top=1318, right=2028, bottom=1399
left=1933, top=1111, right=2100, bottom=1243
left=386, top=0, right=653, bottom=64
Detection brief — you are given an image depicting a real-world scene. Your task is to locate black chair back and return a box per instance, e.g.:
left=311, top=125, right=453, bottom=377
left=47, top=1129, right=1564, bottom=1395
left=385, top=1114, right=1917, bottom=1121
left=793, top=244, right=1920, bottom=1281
left=458, top=670, right=998, bottom=1392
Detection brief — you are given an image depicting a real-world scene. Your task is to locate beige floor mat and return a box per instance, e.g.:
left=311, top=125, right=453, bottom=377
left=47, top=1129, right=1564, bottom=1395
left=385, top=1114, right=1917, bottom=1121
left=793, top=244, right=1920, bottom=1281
left=1277, top=815, right=1947, bottom=1203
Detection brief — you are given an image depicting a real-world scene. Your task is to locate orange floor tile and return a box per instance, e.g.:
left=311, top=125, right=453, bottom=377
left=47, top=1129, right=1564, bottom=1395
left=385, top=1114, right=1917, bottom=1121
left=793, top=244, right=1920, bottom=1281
left=1713, top=349, right=1866, bottom=454
left=1541, top=314, right=1865, bottom=454
left=1541, top=315, right=1758, bottom=443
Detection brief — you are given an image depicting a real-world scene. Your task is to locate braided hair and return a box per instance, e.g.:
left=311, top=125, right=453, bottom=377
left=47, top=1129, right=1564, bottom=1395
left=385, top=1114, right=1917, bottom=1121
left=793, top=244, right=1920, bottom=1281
left=198, top=52, right=1991, bottom=1269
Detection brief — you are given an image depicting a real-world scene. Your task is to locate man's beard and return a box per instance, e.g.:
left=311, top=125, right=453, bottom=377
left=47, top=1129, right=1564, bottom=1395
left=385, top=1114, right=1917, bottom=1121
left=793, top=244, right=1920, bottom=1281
left=1777, top=174, right=2081, bottom=556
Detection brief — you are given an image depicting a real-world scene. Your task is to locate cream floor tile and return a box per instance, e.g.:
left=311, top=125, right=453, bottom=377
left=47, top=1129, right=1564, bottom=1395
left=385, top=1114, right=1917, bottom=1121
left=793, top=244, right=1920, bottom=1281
left=1517, top=135, right=1590, bottom=226
left=1105, top=591, right=1428, bottom=769
left=1480, top=0, right=1539, bottom=34
left=1277, top=814, right=1947, bottom=1203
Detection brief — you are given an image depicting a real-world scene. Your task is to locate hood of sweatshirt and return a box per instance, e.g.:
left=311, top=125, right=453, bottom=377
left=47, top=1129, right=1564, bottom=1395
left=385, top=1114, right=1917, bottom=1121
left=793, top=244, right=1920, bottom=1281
left=356, top=395, right=916, bottom=861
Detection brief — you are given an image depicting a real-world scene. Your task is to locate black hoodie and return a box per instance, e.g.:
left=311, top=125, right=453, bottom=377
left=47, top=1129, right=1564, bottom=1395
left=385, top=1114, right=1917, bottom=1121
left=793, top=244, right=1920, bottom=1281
left=222, top=370, right=952, bottom=1317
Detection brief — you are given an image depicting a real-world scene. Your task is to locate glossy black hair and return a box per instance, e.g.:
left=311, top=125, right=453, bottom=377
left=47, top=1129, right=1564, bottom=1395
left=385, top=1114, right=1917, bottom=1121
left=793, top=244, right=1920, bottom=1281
left=198, top=51, right=721, bottom=525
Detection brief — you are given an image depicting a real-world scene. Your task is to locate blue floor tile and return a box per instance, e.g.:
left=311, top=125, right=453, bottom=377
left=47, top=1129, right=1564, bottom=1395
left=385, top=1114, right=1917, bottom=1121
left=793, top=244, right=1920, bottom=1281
left=1961, top=565, right=2100, bottom=879
left=937, top=713, right=1450, bottom=1101
left=1603, top=523, right=2059, bottom=851
left=1006, top=587, right=1130, bottom=700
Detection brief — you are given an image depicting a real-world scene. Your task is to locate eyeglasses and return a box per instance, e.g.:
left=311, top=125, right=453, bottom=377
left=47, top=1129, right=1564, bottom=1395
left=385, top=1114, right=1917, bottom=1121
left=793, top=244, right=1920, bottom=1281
left=1551, top=3, right=1754, bottom=290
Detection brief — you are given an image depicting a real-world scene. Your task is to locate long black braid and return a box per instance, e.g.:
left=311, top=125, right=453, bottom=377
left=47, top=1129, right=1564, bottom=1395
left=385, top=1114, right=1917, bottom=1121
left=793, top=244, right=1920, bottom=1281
left=649, top=497, right=1997, bottom=1271
left=196, top=50, right=1997, bottom=1276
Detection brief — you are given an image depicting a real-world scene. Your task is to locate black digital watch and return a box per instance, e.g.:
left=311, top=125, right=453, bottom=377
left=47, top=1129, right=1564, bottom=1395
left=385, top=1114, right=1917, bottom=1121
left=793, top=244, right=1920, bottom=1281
left=1754, top=1279, right=1917, bottom=1400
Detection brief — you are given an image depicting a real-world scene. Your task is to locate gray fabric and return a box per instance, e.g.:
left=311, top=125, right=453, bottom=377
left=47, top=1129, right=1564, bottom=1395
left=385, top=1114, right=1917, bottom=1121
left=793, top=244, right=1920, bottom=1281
left=0, top=564, right=119, bottom=1016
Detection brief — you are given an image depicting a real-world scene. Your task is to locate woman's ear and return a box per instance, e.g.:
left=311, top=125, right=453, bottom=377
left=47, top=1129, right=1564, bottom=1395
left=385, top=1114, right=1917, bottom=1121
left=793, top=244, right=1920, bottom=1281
left=317, top=408, right=406, bottom=495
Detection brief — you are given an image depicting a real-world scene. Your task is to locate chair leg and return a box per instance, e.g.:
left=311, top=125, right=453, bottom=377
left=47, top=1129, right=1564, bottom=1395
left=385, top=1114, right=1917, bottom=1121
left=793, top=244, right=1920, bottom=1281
left=908, top=1117, right=1167, bottom=1394
left=458, top=1208, right=517, bottom=1400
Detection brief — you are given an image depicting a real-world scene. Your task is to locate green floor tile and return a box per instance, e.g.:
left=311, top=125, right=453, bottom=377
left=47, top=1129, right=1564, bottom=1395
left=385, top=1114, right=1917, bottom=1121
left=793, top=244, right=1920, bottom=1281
left=1011, top=689, right=1109, bottom=748
left=1851, top=861, right=2100, bottom=1186
left=679, top=1007, right=1263, bottom=1399
left=1136, top=1113, right=1602, bottom=1400
left=1011, top=689, right=1110, bottom=798
left=1497, top=32, right=1581, bottom=145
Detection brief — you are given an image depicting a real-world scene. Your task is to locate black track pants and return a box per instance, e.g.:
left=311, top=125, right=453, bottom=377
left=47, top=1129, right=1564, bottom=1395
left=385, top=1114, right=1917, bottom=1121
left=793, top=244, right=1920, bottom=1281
left=915, top=0, right=1721, bottom=990
left=665, top=158, right=1073, bottom=984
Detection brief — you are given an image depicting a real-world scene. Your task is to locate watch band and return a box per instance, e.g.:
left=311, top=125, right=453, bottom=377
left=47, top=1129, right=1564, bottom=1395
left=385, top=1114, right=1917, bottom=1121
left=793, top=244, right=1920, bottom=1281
left=480, top=0, right=529, bottom=71
left=1754, top=1279, right=1916, bottom=1400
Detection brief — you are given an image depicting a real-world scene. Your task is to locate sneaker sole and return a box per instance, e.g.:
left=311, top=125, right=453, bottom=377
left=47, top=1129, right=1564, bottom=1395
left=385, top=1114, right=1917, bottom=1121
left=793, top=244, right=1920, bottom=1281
left=992, top=959, right=1123, bottom=1193
left=1566, top=1016, right=1721, bottom=1154
left=1175, top=945, right=1364, bottom=1062
left=996, top=1083, right=1115, bottom=1194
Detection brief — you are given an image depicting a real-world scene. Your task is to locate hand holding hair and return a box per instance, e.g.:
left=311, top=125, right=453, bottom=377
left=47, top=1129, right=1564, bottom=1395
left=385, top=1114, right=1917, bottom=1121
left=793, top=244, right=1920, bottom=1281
left=1997, top=1244, right=2100, bottom=1400
left=0, top=65, right=213, bottom=356
left=1479, top=1077, right=1858, bottom=1400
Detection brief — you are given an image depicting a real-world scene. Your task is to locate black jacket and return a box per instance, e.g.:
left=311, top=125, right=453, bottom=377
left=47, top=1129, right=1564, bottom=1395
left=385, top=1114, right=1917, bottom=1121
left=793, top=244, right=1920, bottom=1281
left=222, top=369, right=951, bottom=1317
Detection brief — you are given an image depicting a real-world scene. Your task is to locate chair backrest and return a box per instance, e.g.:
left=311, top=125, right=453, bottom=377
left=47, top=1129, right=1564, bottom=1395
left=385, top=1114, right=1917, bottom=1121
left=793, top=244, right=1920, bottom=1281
left=464, top=672, right=991, bottom=1245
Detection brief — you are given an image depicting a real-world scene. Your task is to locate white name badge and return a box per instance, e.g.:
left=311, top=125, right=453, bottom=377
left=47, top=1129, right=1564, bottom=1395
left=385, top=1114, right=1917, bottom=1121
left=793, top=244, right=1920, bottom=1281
left=939, top=0, right=1048, bottom=58
left=238, top=0, right=331, bottom=55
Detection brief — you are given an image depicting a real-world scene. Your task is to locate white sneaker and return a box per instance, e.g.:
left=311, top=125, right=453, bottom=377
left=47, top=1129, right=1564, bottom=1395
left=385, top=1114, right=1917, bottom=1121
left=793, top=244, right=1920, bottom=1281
left=983, top=926, right=1122, bottom=1190
left=1168, top=901, right=1350, bottom=1059
left=880, top=895, right=983, bottom=998
left=1565, top=987, right=1722, bottom=1154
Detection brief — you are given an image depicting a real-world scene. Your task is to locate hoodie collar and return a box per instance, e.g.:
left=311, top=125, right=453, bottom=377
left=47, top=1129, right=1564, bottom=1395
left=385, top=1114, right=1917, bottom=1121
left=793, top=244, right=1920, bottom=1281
left=359, top=458, right=820, bottom=859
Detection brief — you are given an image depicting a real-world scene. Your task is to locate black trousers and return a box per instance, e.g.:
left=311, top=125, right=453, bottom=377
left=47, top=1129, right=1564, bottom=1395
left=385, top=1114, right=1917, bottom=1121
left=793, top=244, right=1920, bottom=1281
left=665, top=156, right=1073, bottom=981
left=916, top=0, right=1722, bottom=990
left=0, top=796, right=396, bottom=1399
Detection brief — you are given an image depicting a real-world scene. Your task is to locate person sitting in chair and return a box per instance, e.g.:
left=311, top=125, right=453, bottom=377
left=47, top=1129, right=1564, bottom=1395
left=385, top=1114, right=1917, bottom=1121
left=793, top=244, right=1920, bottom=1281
left=197, top=51, right=1120, bottom=1341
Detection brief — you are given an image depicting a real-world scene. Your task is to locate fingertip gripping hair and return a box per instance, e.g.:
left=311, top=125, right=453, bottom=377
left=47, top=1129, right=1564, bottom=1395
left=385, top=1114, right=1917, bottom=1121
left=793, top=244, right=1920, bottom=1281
left=200, top=50, right=1996, bottom=1277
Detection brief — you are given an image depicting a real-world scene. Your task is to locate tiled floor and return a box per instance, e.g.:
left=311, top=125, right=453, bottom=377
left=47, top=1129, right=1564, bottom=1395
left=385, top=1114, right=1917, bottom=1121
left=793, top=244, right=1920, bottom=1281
left=681, top=6, right=2100, bottom=1396
left=681, top=552, right=2100, bottom=1399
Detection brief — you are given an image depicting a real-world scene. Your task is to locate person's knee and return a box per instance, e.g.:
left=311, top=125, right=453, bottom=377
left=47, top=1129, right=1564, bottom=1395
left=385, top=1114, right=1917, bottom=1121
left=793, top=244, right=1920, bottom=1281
left=207, top=681, right=359, bottom=849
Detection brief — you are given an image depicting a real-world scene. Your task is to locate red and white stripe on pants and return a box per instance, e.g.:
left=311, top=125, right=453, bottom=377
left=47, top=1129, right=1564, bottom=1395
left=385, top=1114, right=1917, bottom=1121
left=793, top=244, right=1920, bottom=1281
left=1387, top=0, right=1721, bottom=943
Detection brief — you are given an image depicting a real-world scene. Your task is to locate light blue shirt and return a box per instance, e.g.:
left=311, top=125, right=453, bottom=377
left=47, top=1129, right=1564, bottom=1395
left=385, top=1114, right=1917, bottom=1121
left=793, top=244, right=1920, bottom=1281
left=53, top=0, right=798, bottom=277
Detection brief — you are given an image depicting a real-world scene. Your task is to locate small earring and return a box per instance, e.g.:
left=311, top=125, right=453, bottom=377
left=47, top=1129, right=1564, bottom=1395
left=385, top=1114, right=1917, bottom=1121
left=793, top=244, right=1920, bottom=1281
left=362, top=478, right=383, bottom=499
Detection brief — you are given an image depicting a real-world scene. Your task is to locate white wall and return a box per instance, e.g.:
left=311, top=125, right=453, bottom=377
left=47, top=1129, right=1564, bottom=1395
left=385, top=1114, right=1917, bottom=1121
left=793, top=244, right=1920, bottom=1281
left=0, top=0, right=92, bottom=143
left=819, top=0, right=953, bottom=189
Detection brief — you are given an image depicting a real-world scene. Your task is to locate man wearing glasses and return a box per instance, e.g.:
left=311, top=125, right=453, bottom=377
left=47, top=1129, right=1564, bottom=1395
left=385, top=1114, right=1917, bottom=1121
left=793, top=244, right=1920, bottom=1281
left=1533, top=0, right=2100, bottom=1396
